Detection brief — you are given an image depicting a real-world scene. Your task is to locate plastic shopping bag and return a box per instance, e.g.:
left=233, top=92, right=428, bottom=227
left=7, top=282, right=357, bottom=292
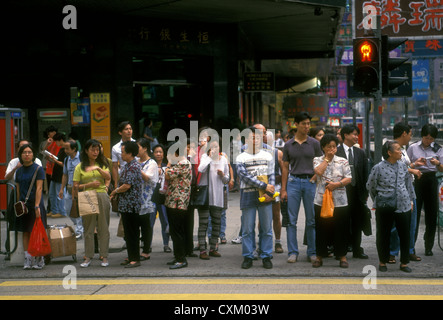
left=28, top=217, right=52, bottom=257
left=321, top=189, right=334, bottom=219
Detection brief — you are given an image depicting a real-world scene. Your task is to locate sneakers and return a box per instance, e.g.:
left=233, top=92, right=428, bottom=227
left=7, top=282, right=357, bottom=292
left=24, top=253, right=45, bottom=270
left=231, top=236, right=242, bottom=244
left=23, top=253, right=32, bottom=270
left=287, top=254, right=298, bottom=263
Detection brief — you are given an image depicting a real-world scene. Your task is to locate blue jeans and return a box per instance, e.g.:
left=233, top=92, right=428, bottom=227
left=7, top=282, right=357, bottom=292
left=286, top=176, right=316, bottom=257
left=390, top=198, right=417, bottom=255
left=241, top=204, right=273, bottom=259
left=49, top=181, right=66, bottom=216
left=63, top=188, right=84, bottom=236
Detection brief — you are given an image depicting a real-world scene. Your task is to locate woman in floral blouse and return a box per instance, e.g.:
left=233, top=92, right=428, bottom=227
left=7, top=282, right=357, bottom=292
left=110, top=141, right=143, bottom=268
left=312, top=134, right=352, bottom=269
left=164, top=141, right=192, bottom=269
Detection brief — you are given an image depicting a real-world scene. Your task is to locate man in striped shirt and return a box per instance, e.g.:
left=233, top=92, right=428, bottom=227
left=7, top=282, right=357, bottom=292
left=236, top=126, right=275, bottom=269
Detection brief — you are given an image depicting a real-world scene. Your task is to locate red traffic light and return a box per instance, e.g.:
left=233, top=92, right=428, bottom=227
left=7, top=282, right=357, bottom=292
left=359, top=41, right=375, bottom=62
left=355, top=39, right=378, bottom=64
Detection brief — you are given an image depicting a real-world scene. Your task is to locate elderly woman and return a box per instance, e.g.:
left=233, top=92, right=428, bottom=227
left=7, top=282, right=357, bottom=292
left=14, top=144, right=47, bottom=270
left=312, top=134, right=352, bottom=268
left=110, top=141, right=144, bottom=268
left=73, top=139, right=111, bottom=267
left=367, top=140, right=415, bottom=273
left=164, top=141, right=192, bottom=269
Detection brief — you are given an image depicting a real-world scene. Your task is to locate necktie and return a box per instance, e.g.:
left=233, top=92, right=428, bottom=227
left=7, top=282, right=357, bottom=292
left=348, top=147, right=356, bottom=186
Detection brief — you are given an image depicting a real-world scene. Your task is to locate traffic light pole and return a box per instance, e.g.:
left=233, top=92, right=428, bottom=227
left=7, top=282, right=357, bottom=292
left=373, top=15, right=383, bottom=164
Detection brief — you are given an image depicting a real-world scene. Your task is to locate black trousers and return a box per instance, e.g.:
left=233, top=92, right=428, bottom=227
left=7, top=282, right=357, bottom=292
left=120, top=209, right=141, bottom=262
left=346, top=187, right=365, bottom=255
left=315, top=205, right=350, bottom=258
left=375, top=207, right=411, bottom=265
left=414, top=172, right=438, bottom=251
left=167, top=207, right=190, bottom=263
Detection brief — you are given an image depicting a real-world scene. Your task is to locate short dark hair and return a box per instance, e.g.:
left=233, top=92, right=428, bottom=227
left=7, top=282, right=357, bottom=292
left=382, top=140, right=400, bottom=160
left=320, top=134, right=339, bottom=149
left=118, top=121, right=131, bottom=133
left=421, top=124, right=438, bottom=139
left=18, top=144, right=36, bottom=164
left=340, top=125, right=360, bottom=141
left=393, top=122, right=411, bottom=139
left=53, top=132, right=66, bottom=142
left=43, top=125, right=57, bottom=139
left=294, top=112, right=312, bottom=124
left=121, top=140, right=139, bottom=157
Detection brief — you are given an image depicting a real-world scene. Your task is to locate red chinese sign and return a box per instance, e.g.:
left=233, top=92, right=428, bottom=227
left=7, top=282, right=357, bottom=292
left=355, top=0, right=443, bottom=38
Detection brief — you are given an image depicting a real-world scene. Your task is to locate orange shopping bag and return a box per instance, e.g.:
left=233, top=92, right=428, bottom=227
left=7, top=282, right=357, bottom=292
left=321, top=189, right=334, bottom=218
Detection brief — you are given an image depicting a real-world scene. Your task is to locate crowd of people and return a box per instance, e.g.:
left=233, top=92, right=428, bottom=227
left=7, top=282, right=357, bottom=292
left=5, top=113, right=443, bottom=273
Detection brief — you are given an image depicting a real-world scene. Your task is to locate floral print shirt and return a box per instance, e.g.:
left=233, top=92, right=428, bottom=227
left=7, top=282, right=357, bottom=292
left=165, top=159, right=192, bottom=210
left=313, top=155, right=352, bottom=207
left=118, top=159, right=143, bottom=213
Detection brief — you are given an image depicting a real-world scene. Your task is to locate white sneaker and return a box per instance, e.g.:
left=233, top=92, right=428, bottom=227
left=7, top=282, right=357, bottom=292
left=23, top=254, right=32, bottom=270
left=287, top=254, right=298, bottom=263
left=231, top=236, right=242, bottom=244
left=32, top=256, right=45, bottom=270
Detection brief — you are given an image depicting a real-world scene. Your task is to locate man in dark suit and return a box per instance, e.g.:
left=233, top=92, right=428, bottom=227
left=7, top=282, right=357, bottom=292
left=336, top=125, right=369, bottom=259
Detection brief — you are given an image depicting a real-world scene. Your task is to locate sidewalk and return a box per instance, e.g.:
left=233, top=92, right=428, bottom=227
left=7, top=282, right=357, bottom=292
left=1, top=191, right=443, bottom=279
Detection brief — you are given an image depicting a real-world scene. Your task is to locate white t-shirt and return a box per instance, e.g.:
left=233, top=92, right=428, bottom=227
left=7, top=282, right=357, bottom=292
left=198, top=153, right=230, bottom=208
left=5, top=157, right=43, bottom=181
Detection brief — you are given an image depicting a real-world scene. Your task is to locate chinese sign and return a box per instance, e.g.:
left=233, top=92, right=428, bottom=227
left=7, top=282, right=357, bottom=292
left=355, top=0, right=443, bottom=38
left=244, top=72, right=275, bottom=92
left=283, top=94, right=328, bottom=118
left=405, top=39, right=443, bottom=56
left=128, top=24, right=212, bottom=51
left=90, top=93, right=111, bottom=158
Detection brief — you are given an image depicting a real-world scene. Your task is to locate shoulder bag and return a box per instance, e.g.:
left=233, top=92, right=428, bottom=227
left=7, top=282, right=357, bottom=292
left=14, top=167, right=39, bottom=217
left=190, top=165, right=210, bottom=208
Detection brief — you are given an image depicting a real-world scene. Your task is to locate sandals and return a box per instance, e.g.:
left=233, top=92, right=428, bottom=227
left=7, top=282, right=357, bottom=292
left=388, top=255, right=396, bottom=264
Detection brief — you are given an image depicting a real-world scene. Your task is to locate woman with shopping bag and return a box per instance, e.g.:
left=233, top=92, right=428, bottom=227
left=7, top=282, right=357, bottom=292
left=14, top=144, right=47, bottom=270
left=312, top=134, right=352, bottom=269
left=73, top=139, right=111, bottom=267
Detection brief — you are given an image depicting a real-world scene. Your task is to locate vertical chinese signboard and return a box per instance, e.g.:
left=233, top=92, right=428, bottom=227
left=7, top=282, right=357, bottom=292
left=90, top=93, right=111, bottom=158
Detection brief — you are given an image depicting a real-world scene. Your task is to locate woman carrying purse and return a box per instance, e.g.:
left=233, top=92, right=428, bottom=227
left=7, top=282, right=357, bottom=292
left=14, top=144, right=47, bottom=270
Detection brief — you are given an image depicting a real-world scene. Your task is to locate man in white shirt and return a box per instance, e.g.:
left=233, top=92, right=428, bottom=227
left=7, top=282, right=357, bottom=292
left=111, top=121, right=136, bottom=189
left=4, top=139, right=42, bottom=181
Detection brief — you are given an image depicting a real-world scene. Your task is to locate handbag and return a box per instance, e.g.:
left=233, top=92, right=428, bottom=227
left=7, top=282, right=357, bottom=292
left=14, top=167, right=39, bottom=217
left=320, top=188, right=334, bottom=218
left=190, top=166, right=210, bottom=207
left=77, top=189, right=99, bottom=216
left=111, top=194, right=119, bottom=212
left=376, top=165, right=398, bottom=210
left=70, top=197, right=80, bottom=218
left=28, top=217, right=52, bottom=257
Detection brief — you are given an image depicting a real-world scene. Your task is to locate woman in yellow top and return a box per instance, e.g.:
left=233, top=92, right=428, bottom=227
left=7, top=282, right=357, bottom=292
left=73, top=139, right=111, bottom=267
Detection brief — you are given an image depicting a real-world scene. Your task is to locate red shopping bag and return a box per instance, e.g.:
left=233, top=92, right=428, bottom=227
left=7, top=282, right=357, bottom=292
left=28, top=217, right=52, bottom=257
